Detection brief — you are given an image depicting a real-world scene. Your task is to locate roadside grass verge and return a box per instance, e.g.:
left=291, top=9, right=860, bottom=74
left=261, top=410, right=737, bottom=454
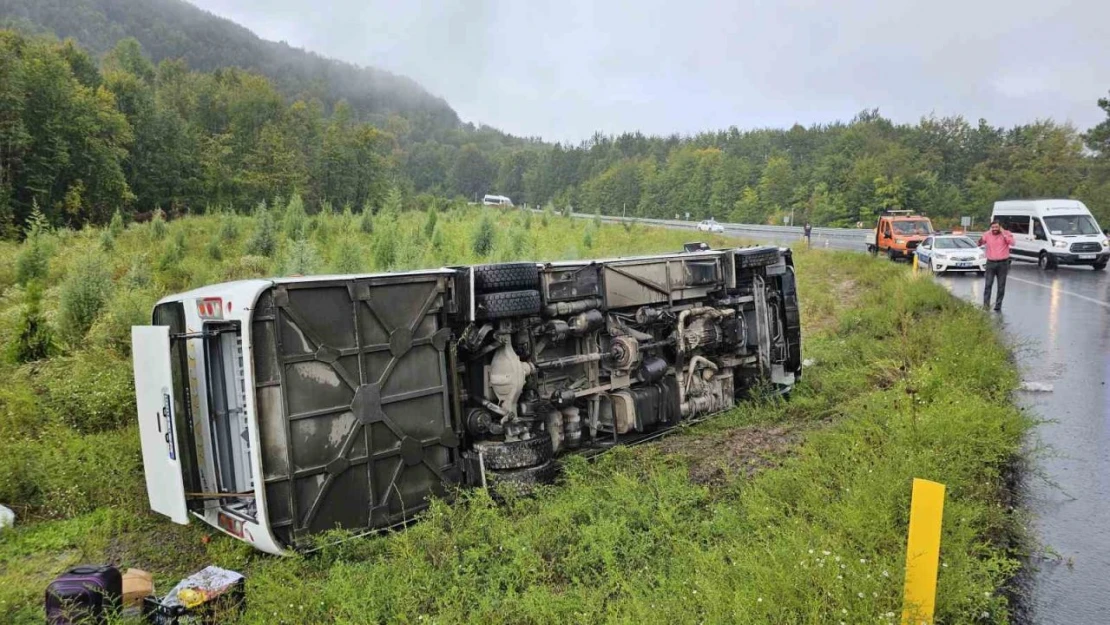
left=0, top=228, right=1027, bottom=623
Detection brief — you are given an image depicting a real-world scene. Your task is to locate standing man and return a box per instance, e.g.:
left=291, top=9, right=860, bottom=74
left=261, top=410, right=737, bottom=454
left=803, top=222, right=813, bottom=248
left=978, top=219, right=1015, bottom=311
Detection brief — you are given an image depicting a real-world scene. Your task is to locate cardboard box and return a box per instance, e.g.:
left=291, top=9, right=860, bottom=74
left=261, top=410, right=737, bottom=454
left=122, top=568, right=154, bottom=608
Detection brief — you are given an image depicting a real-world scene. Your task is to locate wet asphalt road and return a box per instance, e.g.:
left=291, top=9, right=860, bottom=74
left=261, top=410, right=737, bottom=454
left=736, top=231, right=1110, bottom=623
left=937, top=262, right=1110, bottom=624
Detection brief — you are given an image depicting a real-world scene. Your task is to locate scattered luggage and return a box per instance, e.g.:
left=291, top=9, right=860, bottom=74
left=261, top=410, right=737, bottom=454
left=45, top=565, right=122, bottom=625
left=122, top=568, right=155, bottom=609
left=142, top=565, right=245, bottom=625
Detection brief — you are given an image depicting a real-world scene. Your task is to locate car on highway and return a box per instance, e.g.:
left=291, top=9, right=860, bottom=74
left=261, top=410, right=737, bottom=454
left=130, top=245, right=801, bottom=554
left=915, top=235, right=986, bottom=275
left=697, top=219, right=725, bottom=233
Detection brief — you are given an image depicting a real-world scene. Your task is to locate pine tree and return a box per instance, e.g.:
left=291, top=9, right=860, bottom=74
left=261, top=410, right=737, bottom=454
left=247, top=210, right=278, bottom=257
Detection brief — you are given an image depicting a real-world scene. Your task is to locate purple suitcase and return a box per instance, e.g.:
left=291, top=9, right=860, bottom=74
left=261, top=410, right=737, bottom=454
left=45, top=564, right=122, bottom=625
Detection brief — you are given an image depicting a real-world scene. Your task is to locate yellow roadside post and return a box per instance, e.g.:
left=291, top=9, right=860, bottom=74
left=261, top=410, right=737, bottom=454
left=901, top=478, right=946, bottom=624
left=912, top=252, right=919, bottom=276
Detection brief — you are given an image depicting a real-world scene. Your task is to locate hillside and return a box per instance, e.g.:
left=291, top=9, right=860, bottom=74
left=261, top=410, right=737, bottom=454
left=0, top=0, right=459, bottom=128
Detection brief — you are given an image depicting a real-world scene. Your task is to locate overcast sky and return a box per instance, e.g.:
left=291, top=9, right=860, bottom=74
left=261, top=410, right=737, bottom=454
left=189, top=0, right=1110, bottom=143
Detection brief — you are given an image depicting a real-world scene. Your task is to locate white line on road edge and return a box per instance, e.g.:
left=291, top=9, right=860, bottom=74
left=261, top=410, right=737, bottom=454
left=1006, top=275, right=1110, bottom=309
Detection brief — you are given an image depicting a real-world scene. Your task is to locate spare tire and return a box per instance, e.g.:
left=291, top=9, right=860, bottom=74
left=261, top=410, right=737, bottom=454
left=474, top=435, right=554, bottom=470
left=487, top=459, right=559, bottom=498
left=473, top=263, right=540, bottom=293
left=476, top=290, right=541, bottom=320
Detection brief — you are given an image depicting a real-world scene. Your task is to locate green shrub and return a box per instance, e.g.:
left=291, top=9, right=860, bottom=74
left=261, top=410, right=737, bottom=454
left=284, top=193, right=307, bottom=240
left=393, top=226, right=423, bottom=270
left=205, top=236, right=223, bottom=260
left=281, top=238, right=320, bottom=275
left=522, top=210, right=532, bottom=230
left=313, top=216, right=332, bottom=245
left=431, top=225, right=445, bottom=251
left=247, top=210, right=277, bottom=257
left=472, top=213, right=496, bottom=257
left=108, top=209, right=124, bottom=238
left=382, top=186, right=404, bottom=215
left=157, top=230, right=186, bottom=272
left=424, top=205, right=438, bottom=239
left=0, top=371, right=43, bottom=439
left=98, top=229, right=114, bottom=252
left=123, top=256, right=152, bottom=288
left=219, top=213, right=239, bottom=242
left=270, top=194, right=286, bottom=220
left=57, top=258, right=113, bottom=344
left=15, top=235, right=51, bottom=285
left=222, top=255, right=273, bottom=281
left=582, top=226, right=594, bottom=249
left=0, top=423, right=143, bottom=519
left=331, top=237, right=365, bottom=274
left=36, top=348, right=136, bottom=434
left=7, top=284, right=54, bottom=364
left=541, top=206, right=551, bottom=227
left=371, top=219, right=398, bottom=270
left=89, top=288, right=154, bottom=357
left=150, top=209, right=167, bottom=240
left=359, top=207, right=374, bottom=234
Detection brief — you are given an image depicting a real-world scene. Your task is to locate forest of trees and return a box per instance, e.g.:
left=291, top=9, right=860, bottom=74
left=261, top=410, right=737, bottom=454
left=1, top=25, right=1110, bottom=237
left=0, top=0, right=459, bottom=129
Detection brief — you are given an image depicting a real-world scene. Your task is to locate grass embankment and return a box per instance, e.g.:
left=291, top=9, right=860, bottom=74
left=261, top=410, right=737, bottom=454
left=0, top=208, right=1027, bottom=624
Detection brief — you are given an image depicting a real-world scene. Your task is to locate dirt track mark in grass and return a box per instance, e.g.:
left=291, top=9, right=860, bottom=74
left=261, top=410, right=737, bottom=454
left=660, top=423, right=808, bottom=487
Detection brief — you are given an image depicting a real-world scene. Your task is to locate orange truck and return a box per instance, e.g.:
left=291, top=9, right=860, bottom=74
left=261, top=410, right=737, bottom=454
left=865, top=211, right=935, bottom=260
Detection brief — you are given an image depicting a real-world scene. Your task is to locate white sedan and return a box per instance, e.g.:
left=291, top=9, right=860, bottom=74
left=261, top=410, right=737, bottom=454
left=915, top=235, right=986, bottom=275
left=697, top=219, right=725, bottom=233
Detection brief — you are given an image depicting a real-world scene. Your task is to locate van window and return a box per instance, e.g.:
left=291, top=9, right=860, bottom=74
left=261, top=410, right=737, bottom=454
left=1033, top=219, right=1047, bottom=241
left=998, top=215, right=1030, bottom=235
left=1044, top=215, right=1099, bottom=236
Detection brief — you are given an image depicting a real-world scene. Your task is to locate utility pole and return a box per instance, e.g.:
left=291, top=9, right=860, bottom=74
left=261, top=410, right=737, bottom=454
left=790, top=205, right=795, bottom=227
left=623, top=203, right=626, bottom=219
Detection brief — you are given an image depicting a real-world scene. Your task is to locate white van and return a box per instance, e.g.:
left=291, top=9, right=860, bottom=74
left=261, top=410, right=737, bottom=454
left=482, top=194, right=513, bottom=207
left=991, top=200, right=1108, bottom=270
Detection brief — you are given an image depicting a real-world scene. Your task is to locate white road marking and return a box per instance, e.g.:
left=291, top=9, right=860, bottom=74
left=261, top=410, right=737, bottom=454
left=1006, top=275, right=1110, bottom=309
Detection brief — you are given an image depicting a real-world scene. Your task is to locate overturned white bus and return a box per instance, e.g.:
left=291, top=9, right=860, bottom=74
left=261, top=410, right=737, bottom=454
left=132, top=245, right=802, bottom=554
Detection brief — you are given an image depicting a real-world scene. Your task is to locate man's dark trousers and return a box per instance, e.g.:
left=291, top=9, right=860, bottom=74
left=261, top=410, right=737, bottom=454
left=983, top=259, right=1010, bottom=310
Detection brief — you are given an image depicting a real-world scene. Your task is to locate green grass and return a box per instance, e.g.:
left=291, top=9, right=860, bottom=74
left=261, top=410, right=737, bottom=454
left=0, top=207, right=1028, bottom=624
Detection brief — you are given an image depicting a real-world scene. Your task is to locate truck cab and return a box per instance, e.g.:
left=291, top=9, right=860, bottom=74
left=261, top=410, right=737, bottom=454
left=867, top=211, right=935, bottom=260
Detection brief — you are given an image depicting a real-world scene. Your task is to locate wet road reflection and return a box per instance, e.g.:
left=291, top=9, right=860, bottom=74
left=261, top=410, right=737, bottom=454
left=934, top=263, right=1110, bottom=624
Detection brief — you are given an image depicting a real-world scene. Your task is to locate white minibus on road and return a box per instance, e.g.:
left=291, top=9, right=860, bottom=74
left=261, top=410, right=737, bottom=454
left=991, top=200, right=1108, bottom=270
